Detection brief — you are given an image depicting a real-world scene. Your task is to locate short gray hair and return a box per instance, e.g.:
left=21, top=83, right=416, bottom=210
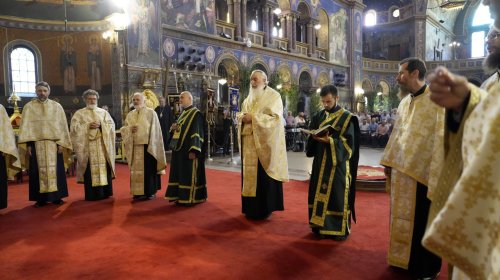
left=82, top=89, right=100, bottom=99
left=132, top=92, right=145, bottom=102
left=36, top=81, right=50, bottom=92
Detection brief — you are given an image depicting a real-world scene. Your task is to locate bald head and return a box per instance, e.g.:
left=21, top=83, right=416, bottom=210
left=180, top=91, right=193, bottom=108
left=158, top=96, right=166, bottom=107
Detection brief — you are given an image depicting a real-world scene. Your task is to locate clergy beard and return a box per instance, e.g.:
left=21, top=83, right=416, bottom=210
left=248, top=85, right=265, bottom=100
left=482, top=51, right=500, bottom=75
left=87, top=104, right=97, bottom=109
left=397, top=89, right=410, bottom=100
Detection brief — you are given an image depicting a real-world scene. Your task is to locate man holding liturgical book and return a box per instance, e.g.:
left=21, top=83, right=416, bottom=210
left=305, top=84, right=360, bottom=240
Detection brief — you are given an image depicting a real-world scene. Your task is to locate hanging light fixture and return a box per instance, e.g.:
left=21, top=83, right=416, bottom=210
left=439, top=1, right=466, bottom=11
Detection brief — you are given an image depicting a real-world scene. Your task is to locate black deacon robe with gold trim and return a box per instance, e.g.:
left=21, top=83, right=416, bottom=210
left=305, top=106, right=360, bottom=238
left=166, top=106, right=207, bottom=205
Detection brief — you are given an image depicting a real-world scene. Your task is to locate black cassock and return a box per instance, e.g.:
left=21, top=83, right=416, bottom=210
left=0, top=153, right=7, bottom=209
left=28, top=142, right=68, bottom=203
left=155, top=105, right=175, bottom=151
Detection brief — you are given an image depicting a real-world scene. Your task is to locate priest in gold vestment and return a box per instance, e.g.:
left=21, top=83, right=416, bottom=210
left=422, top=10, right=500, bottom=279
left=236, top=70, right=289, bottom=220
left=121, top=92, right=166, bottom=200
left=380, top=58, right=444, bottom=279
left=0, top=104, right=21, bottom=209
left=18, top=81, right=73, bottom=207
left=71, top=90, right=115, bottom=201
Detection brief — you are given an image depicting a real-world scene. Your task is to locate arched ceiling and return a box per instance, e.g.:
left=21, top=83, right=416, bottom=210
left=0, top=0, right=124, bottom=31
left=362, top=0, right=473, bottom=33
left=362, top=0, right=414, bottom=12
left=277, top=0, right=291, bottom=11
left=427, top=0, right=465, bottom=31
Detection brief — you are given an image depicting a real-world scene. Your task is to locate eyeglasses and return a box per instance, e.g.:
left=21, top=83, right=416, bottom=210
left=485, top=32, right=500, bottom=41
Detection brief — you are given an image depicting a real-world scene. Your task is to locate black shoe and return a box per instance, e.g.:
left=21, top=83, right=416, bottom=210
left=245, top=212, right=272, bottom=220
left=132, top=195, right=143, bottom=200
left=331, top=235, right=348, bottom=241
left=34, top=201, right=47, bottom=208
left=416, top=273, right=439, bottom=280
left=311, top=229, right=327, bottom=239
left=52, top=199, right=64, bottom=205
left=147, top=195, right=156, bottom=200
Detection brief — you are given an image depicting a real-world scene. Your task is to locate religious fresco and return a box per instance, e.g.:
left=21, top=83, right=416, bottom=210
left=127, top=0, right=161, bottom=67
left=354, top=51, right=362, bottom=85
left=161, top=0, right=215, bottom=34
left=59, top=34, right=77, bottom=94
left=329, top=8, right=348, bottom=65
left=354, top=12, right=362, bottom=51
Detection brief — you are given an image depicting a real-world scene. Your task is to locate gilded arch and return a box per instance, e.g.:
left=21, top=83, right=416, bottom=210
left=277, top=63, right=292, bottom=85
left=316, top=71, right=330, bottom=88
left=361, top=78, right=373, bottom=92
left=215, top=52, right=240, bottom=81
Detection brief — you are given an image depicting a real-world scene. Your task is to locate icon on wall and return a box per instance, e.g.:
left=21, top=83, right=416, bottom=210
left=229, top=87, right=239, bottom=112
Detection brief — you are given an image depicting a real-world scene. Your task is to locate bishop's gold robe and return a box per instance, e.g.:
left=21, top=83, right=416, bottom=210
left=423, top=83, right=500, bottom=280
left=0, top=104, right=21, bottom=180
left=236, top=86, right=289, bottom=197
left=380, top=86, right=445, bottom=269
left=70, top=107, right=115, bottom=186
left=17, top=99, right=72, bottom=194
left=121, top=106, right=166, bottom=195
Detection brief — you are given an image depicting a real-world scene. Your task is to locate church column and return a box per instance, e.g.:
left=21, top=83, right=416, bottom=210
left=268, top=7, right=274, bottom=47
left=234, top=0, right=242, bottom=40
left=307, top=22, right=313, bottom=56
left=280, top=15, right=286, bottom=39
left=241, top=0, right=247, bottom=41
left=227, top=0, right=234, bottom=24
left=349, top=0, right=366, bottom=112
left=414, top=0, right=427, bottom=59
left=291, top=15, right=297, bottom=52
left=112, top=30, right=128, bottom=127
left=286, top=13, right=293, bottom=52
left=414, top=20, right=426, bottom=59
left=263, top=6, right=270, bottom=46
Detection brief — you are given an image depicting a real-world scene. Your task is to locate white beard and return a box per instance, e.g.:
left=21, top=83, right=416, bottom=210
left=87, top=104, right=97, bottom=109
left=248, top=84, right=266, bottom=103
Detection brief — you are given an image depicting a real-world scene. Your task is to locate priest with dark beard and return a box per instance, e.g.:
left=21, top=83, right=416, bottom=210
left=236, top=70, right=289, bottom=220
left=305, top=85, right=360, bottom=241
left=423, top=6, right=500, bottom=279
left=18, top=81, right=73, bottom=208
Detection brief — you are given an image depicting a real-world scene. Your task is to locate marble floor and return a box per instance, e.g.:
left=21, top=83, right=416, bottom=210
left=205, top=147, right=384, bottom=181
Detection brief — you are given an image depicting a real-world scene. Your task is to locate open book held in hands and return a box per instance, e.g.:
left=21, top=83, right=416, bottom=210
left=300, top=125, right=335, bottom=137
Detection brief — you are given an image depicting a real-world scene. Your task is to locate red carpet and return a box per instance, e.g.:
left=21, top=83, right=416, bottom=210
left=0, top=164, right=447, bottom=279
left=357, top=165, right=386, bottom=180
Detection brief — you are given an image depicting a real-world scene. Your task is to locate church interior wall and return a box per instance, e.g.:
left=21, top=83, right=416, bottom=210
left=362, top=21, right=414, bottom=61
left=0, top=27, right=113, bottom=111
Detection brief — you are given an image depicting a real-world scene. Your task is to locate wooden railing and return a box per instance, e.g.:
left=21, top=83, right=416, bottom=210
left=315, top=47, right=327, bottom=60
left=296, top=42, right=308, bottom=56
left=273, top=37, right=288, bottom=51
left=215, top=19, right=236, bottom=40
left=246, top=31, right=264, bottom=47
